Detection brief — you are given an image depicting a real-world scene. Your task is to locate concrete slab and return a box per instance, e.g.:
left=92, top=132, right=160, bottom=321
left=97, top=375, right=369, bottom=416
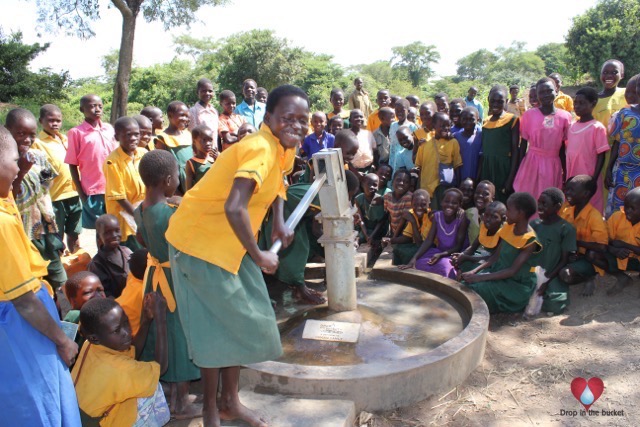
left=304, top=252, right=367, bottom=279
left=168, top=389, right=355, bottom=427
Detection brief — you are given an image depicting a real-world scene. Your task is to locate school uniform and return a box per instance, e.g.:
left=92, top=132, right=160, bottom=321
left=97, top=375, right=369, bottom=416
left=154, top=131, right=193, bottom=194
left=606, top=210, right=640, bottom=272
left=327, top=110, right=351, bottom=129
left=415, top=136, right=462, bottom=196
left=466, top=223, right=541, bottom=313
left=135, top=203, right=200, bottom=382
left=554, top=91, right=574, bottom=113
left=560, top=203, right=608, bottom=277
left=116, top=274, right=144, bottom=336
left=166, top=126, right=293, bottom=368
left=65, top=120, right=118, bottom=229
left=104, top=146, right=145, bottom=250
left=34, top=130, right=82, bottom=237
left=392, top=208, right=432, bottom=265
left=188, top=102, right=219, bottom=137
left=72, top=342, right=169, bottom=427
left=355, top=191, right=389, bottom=243
left=0, top=197, right=80, bottom=426
left=186, top=156, right=214, bottom=187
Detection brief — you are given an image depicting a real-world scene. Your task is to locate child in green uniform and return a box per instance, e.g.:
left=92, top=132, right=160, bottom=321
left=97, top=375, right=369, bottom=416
left=134, top=149, right=201, bottom=419
left=154, top=101, right=193, bottom=195
left=462, top=192, right=541, bottom=314
left=530, top=188, right=577, bottom=314
left=453, top=200, right=505, bottom=273
left=185, top=125, right=216, bottom=191
left=355, top=173, right=389, bottom=265
left=391, top=189, right=431, bottom=265
left=466, top=180, right=495, bottom=243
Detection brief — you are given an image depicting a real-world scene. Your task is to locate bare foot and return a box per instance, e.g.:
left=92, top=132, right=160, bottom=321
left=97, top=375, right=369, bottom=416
left=582, top=279, right=596, bottom=296
left=201, top=408, right=221, bottom=427
left=294, top=284, right=326, bottom=305
left=219, top=400, right=268, bottom=427
left=173, top=402, right=203, bottom=420
left=608, top=274, right=631, bottom=296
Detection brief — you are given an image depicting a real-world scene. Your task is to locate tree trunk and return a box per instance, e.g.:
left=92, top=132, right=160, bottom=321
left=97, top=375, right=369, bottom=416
left=111, top=7, right=137, bottom=123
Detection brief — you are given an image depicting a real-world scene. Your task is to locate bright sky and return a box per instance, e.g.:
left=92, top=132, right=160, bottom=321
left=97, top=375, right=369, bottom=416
left=2, top=0, right=599, bottom=80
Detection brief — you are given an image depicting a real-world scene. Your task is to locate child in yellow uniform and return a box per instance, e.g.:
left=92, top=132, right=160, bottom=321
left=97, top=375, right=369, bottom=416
left=327, top=88, right=351, bottom=129
left=605, top=187, right=640, bottom=296
left=0, top=126, right=80, bottom=426
left=115, top=248, right=148, bottom=336
left=391, top=189, right=432, bottom=265
left=549, top=73, right=574, bottom=113
left=165, top=85, right=308, bottom=427
left=559, top=175, right=608, bottom=296
left=104, top=116, right=146, bottom=251
left=34, top=104, right=82, bottom=252
left=415, top=112, right=462, bottom=209
left=72, top=296, right=170, bottom=427
left=140, top=106, right=164, bottom=135
left=367, top=89, right=393, bottom=131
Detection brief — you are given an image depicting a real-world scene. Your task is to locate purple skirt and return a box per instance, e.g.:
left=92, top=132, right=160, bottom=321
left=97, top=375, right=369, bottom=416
left=415, top=247, right=457, bottom=279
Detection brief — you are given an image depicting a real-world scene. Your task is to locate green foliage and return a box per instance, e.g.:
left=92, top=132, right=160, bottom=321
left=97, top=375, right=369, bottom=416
left=456, top=49, right=498, bottom=82
left=128, top=59, right=198, bottom=108
left=566, top=0, right=640, bottom=84
left=391, top=42, right=440, bottom=88
left=0, top=31, right=70, bottom=104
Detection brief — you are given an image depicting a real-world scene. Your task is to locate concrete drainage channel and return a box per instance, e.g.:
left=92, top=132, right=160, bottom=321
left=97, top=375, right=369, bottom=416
left=239, top=252, right=490, bottom=424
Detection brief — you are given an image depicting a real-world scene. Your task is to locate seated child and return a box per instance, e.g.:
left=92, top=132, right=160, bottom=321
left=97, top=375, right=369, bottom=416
left=453, top=200, right=505, bottom=273
left=383, top=169, right=413, bottom=236
left=6, top=108, right=67, bottom=289
left=391, top=189, right=431, bottom=265
left=605, top=187, right=640, bottom=296
left=0, top=126, right=80, bottom=425
left=328, top=115, right=345, bottom=135
left=104, top=116, right=146, bottom=251
left=530, top=188, right=577, bottom=314
left=218, top=90, right=246, bottom=150
left=88, top=214, right=132, bottom=298
left=116, top=248, right=148, bottom=337
left=460, top=177, right=475, bottom=210
left=355, top=173, right=389, bottom=264
left=185, top=124, right=216, bottom=191
left=372, top=107, right=394, bottom=164
left=400, top=188, right=468, bottom=279
left=139, top=106, right=164, bottom=135
left=466, top=180, right=495, bottom=243
left=462, top=192, right=541, bottom=314
left=559, top=175, right=608, bottom=296
left=301, top=112, right=335, bottom=159
left=134, top=149, right=201, bottom=418
left=72, top=297, right=170, bottom=427
left=154, top=101, right=193, bottom=194
left=327, top=88, right=351, bottom=128
left=237, top=122, right=257, bottom=141
left=133, top=114, right=154, bottom=150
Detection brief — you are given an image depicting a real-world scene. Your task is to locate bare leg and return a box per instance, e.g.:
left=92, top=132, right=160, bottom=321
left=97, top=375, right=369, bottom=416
left=67, top=233, right=79, bottom=253
left=173, top=381, right=202, bottom=419
left=219, top=367, right=268, bottom=427
left=169, top=382, right=177, bottom=413
left=201, top=368, right=221, bottom=427
left=608, top=272, right=632, bottom=296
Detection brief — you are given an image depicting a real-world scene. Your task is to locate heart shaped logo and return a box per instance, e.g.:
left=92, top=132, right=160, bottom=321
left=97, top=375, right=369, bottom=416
left=571, top=377, right=604, bottom=410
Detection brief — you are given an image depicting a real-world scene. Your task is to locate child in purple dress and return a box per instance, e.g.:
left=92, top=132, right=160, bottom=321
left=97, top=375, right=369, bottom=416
left=399, top=188, right=469, bottom=278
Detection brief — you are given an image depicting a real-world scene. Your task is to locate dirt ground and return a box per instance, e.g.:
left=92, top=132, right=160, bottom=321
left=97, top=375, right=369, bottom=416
left=372, top=273, right=640, bottom=427
left=78, top=229, right=639, bottom=426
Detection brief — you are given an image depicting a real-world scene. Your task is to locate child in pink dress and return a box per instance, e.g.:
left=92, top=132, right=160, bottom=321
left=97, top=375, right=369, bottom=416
left=565, top=87, right=609, bottom=213
left=514, top=77, right=572, bottom=200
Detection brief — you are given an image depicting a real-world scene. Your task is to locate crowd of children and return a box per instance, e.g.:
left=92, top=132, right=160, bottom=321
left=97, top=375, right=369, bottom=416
left=2, top=57, right=640, bottom=426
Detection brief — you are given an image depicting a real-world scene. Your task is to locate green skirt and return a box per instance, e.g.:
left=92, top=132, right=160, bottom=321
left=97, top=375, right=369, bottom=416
left=169, top=245, right=282, bottom=368
left=392, top=243, right=419, bottom=265
left=140, top=266, right=201, bottom=383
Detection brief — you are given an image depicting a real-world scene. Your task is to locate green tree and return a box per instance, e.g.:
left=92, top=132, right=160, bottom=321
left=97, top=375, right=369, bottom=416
left=391, top=42, right=440, bottom=87
left=0, top=31, right=70, bottom=104
left=34, top=0, right=228, bottom=122
left=456, top=49, right=498, bottom=82
left=566, top=0, right=640, bottom=84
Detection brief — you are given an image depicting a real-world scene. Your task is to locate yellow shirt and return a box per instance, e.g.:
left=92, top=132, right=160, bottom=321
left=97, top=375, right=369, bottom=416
left=327, top=110, right=350, bottom=121
left=72, top=343, right=160, bottom=427
left=415, top=136, right=462, bottom=195
left=560, top=203, right=608, bottom=252
left=116, top=274, right=144, bottom=335
left=33, top=130, right=78, bottom=201
left=594, top=88, right=626, bottom=130
left=402, top=209, right=432, bottom=241
left=0, top=198, right=48, bottom=301
left=367, top=109, right=381, bottom=132
left=478, top=222, right=501, bottom=250
left=104, top=147, right=146, bottom=240
left=554, top=91, right=574, bottom=113
left=606, top=210, right=640, bottom=270
left=154, top=131, right=192, bottom=148
left=166, top=126, right=296, bottom=274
